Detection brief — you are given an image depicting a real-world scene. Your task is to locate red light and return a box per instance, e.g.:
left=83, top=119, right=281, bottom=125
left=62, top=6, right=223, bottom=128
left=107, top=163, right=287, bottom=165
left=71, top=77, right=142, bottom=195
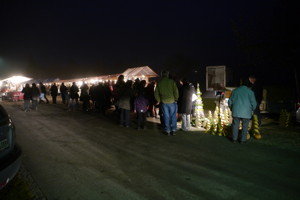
left=0, top=178, right=10, bottom=188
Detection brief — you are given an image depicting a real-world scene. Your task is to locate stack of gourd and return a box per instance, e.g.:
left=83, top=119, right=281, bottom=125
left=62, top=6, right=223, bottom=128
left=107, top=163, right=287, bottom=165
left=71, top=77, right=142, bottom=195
left=279, top=109, right=291, bottom=128
left=250, top=114, right=262, bottom=139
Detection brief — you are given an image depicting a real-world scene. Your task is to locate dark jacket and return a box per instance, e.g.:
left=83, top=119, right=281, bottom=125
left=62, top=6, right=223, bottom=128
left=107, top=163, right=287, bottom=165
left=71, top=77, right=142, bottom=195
left=250, top=82, right=263, bottom=105
left=22, top=86, right=32, bottom=100
left=40, top=84, right=47, bottom=94
left=134, top=95, right=149, bottom=113
left=178, top=82, right=195, bottom=114
left=31, top=86, right=40, bottom=100
left=50, top=85, right=58, bottom=96
left=60, top=84, right=68, bottom=94
left=70, top=84, right=79, bottom=99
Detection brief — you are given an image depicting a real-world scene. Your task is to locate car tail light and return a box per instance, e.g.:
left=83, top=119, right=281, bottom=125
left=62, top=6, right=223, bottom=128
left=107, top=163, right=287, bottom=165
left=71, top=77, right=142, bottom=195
left=0, top=178, right=10, bottom=188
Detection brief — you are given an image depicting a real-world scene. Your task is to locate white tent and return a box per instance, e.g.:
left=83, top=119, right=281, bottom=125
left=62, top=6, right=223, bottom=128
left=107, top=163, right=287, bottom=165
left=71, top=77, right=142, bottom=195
left=122, top=66, right=158, bottom=81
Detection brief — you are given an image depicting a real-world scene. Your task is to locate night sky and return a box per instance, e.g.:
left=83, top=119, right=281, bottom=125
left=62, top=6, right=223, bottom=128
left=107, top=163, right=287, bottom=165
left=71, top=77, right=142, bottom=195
left=0, top=0, right=299, bottom=86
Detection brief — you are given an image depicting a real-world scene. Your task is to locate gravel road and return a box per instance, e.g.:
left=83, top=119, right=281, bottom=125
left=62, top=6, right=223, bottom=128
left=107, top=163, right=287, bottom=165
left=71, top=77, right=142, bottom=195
left=2, top=101, right=300, bottom=200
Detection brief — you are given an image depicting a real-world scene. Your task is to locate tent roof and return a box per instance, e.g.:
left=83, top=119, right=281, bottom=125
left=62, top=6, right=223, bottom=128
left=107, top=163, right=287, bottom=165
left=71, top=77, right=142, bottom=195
left=25, top=78, right=60, bottom=84
left=57, top=66, right=158, bottom=83
left=2, top=76, right=32, bottom=84
left=20, top=66, right=158, bottom=84
left=122, top=66, right=158, bottom=77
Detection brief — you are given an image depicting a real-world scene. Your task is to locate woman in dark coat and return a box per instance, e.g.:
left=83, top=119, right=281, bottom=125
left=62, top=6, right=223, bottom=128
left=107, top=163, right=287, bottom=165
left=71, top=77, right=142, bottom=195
left=178, top=80, right=195, bottom=131
left=118, top=80, right=133, bottom=127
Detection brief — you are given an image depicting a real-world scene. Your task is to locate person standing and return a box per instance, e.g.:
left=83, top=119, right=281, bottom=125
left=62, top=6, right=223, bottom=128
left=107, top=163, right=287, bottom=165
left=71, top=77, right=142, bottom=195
left=178, top=79, right=195, bottom=131
left=31, top=83, right=40, bottom=110
left=60, top=82, right=68, bottom=104
left=69, top=82, right=79, bottom=110
left=80, top=82, right=90, bottom=111
left=89, top=84, right=96, bottom=110
left=50, top=83, right=58, bottom=104
left=228, top=79, right=257, bottom=143
left=134, top=82, right=149, bottom=130
left=113, top=75, right=126, bottom=112
left=146, top=80, right=156, bottom=117
left=249, top=75, right=263, bottom=126
left=22, top=83, right=32, bottom=112
left=118, top=80, right=133, bottom=127
left=39, top=82, right=49, bottom=103
left=154, top=70, right=179, bottom=135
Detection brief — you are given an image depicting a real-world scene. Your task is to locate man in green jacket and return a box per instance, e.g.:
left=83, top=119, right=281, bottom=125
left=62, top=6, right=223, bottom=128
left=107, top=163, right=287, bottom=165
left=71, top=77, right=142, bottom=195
left=154, top=70, right=179, bottom=135
left=228, top=79, right=257, bottom=143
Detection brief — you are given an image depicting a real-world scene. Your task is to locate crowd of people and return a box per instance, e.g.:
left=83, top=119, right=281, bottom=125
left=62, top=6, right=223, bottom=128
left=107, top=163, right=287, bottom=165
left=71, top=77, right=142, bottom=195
left=21, top=71, right=262, bottom=140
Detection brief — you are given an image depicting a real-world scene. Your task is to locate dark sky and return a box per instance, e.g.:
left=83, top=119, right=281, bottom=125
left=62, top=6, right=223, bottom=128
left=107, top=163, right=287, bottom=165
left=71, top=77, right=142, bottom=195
left=0, top=0, right=298, bottom=86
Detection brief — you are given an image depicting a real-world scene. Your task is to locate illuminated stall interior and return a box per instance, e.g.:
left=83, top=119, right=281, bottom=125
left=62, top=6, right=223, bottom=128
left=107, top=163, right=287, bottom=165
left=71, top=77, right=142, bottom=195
left=0, top=76, right=32, bottom=92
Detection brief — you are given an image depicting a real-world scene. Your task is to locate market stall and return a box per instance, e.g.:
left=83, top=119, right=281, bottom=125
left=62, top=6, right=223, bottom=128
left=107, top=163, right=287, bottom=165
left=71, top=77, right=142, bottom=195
left=0, top=76, right=32, bottom=101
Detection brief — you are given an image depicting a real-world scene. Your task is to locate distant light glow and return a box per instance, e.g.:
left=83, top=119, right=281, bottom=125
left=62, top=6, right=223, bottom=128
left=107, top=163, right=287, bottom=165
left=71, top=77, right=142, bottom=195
left=3, top=76, right=31, bottom=84
left=77, top=81, right=83, bottom=87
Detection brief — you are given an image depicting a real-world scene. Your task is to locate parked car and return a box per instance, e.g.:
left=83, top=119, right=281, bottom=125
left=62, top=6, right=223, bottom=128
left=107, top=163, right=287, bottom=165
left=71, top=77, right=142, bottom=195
left=0, top=104, right=22, bottom=189
left=297, top=102, right=300, bottom=123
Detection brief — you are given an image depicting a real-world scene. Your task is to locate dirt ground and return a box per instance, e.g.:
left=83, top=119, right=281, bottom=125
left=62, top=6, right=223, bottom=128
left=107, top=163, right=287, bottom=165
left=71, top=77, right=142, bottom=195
left=1, top=100, right=300, bottom=200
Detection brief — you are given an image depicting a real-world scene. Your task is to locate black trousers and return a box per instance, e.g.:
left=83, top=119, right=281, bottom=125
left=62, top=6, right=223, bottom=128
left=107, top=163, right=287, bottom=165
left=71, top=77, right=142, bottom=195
left=137, top=112, right=146, bottom=129
left=52, top=95, right=57, bottom=104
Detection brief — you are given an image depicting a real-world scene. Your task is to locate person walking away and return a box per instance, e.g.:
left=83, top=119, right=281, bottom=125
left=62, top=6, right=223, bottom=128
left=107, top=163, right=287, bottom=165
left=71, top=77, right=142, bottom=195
left=22, top=83, right=32, bottom=112
left=60, top=82, right=68, bottom=104
left=31, top=83, right=40, bottom=110
left=69, top=82, right=79, bottom=111
left=50, top=83, right=58, bottom=104
left=134, top=82, right=149, bottom=130
left=119, top=80, right=133, bottom=127
left=39, top=82, right=49, bottom=103
left=228, top=79, right=257, bottom=143
left=154, top=70, right=179, bottom=135
left=178, top=79, right=195, bottom=131
left=249, top=75, right=263, bottom=126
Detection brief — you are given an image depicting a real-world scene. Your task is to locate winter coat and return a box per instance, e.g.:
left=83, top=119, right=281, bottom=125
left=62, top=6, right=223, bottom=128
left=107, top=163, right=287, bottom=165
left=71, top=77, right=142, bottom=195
left=118, top=87, right=133, bottom=110
left=60, top=84, right=68, bottom=95
left=31, top=87, right=40, bottom=100
left=134, top=95, right=149, bottom=113
left=70, top=85, right=79, bottom=99
left=250, top=82, right=263, bottom=105
left=228, top=85, right=257, bottom=119
left=22, top=87, right=32, bottom=100
left=178, top=83, right=195, bottom=114
left=146, top=83, right=156, bottom=104
left=154, top=77, right=179, bottom=104
left=40, top=84, right=47, bottom=94
left=113, top=81, right=125, bottom=102
left=50, top=85, right=58, bottom=96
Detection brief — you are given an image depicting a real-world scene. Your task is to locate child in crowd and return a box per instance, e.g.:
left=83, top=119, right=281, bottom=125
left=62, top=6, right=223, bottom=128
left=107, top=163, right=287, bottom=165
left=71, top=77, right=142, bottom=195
left=134, top=84, right=149, bottom=130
